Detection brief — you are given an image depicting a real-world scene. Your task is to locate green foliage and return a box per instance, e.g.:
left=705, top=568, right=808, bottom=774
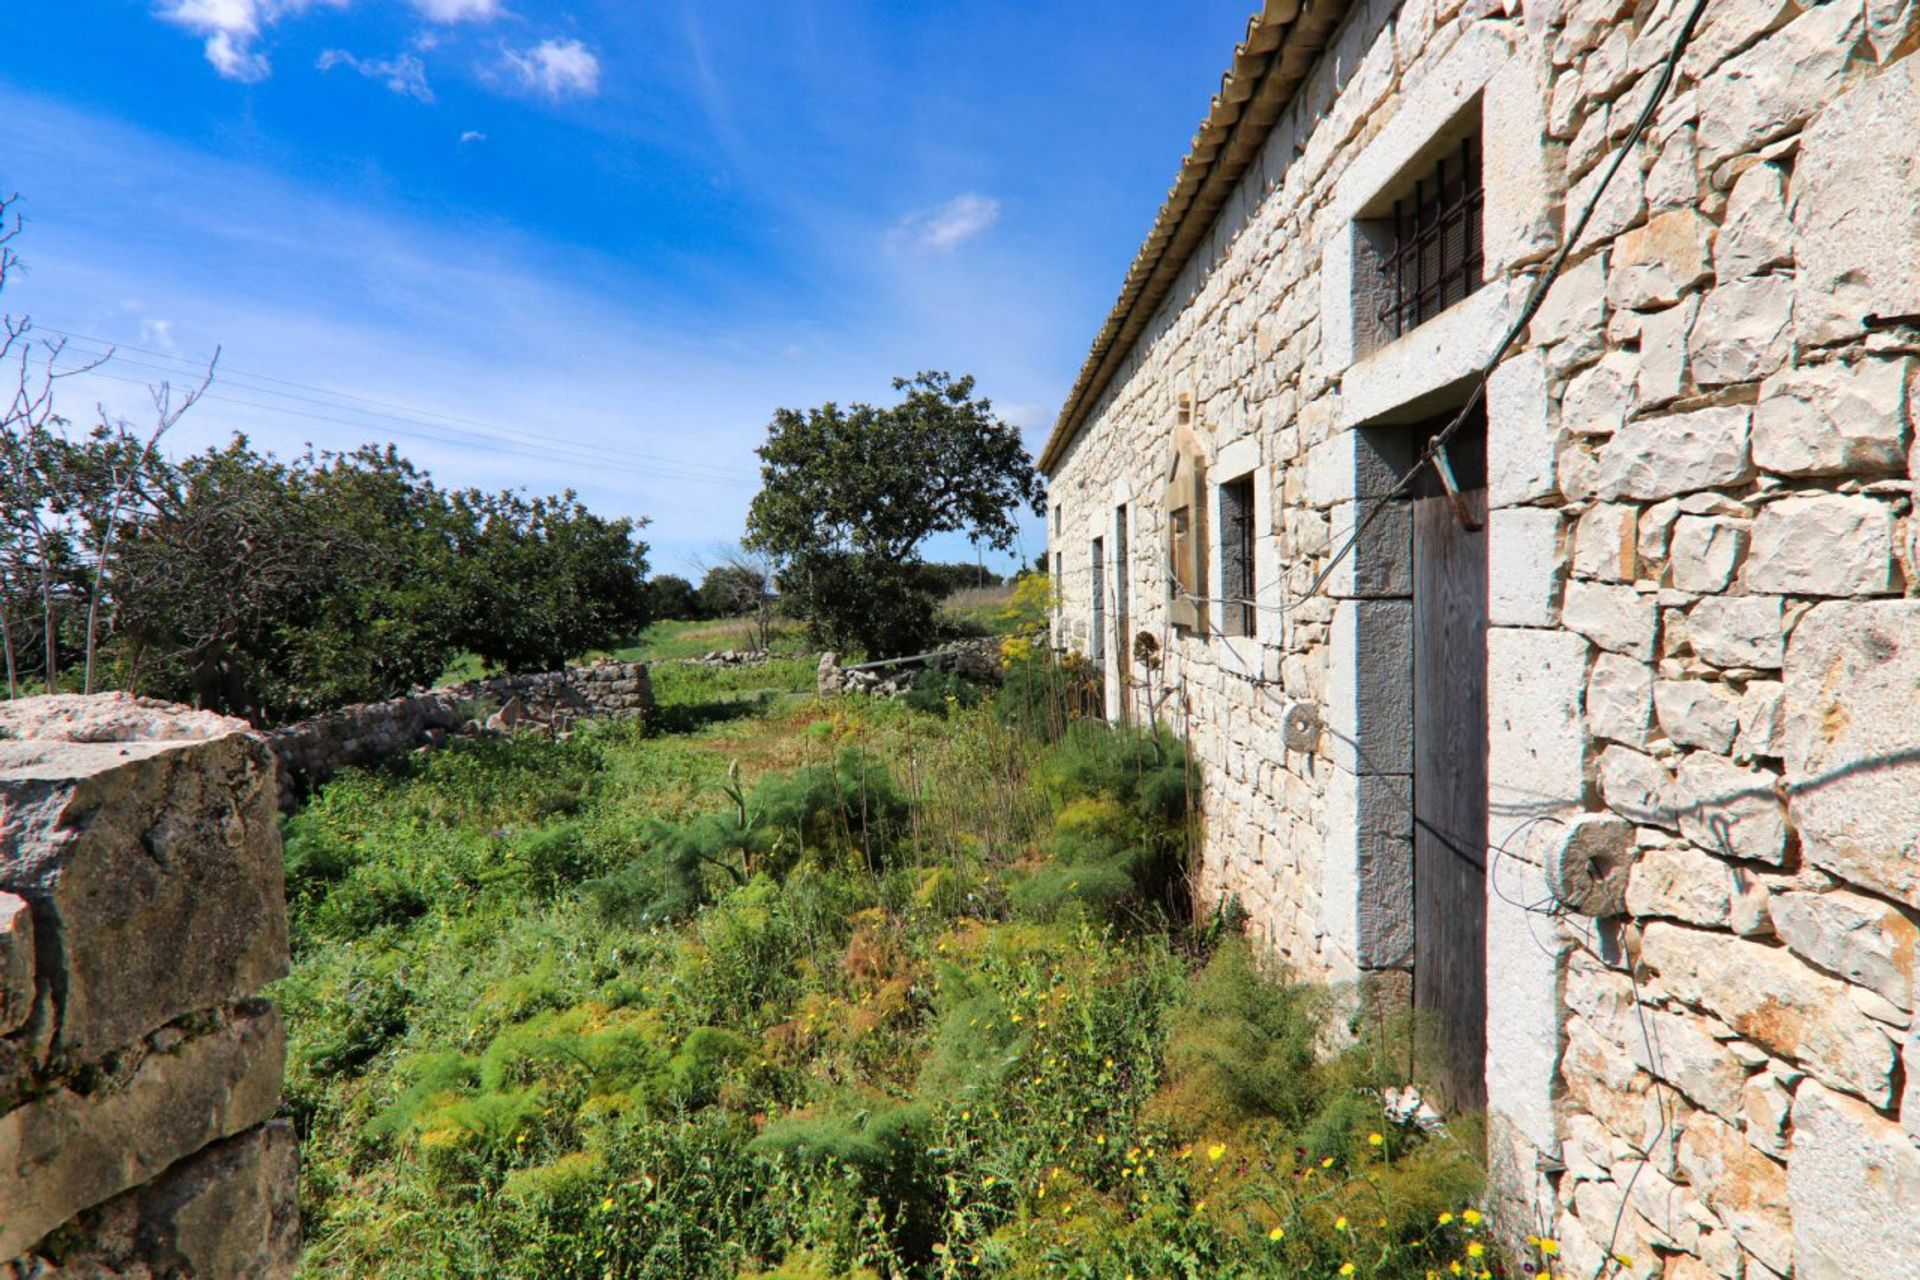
left=644, top=573, right=702, bottom=621
left=281, top=677, right=1498, bottom=1279
left=110, top=437, right=649, bottom=723
left=903, top=667, right=984, bottom=717
left=993, top=647, right=1103, bottom=743
left=745, top=372, right=1044, bottom=656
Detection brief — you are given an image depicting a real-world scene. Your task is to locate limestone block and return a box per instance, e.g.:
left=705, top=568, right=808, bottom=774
left=1677, top=0, right=1799, bottom=82
left=0, top=696, right=288, bottom=1064
left=1686, top=595, right=1783, bottom=669
left=1607, top=208, right=1714, bottom=311
left=1752, top=358, right=1912, bottom=478
left=1641, top=923, right=1896, bottom=1103
left=1588, top=652, right=1655, bottom=745
left=1596, top=405, right=1753, bottom=500
left=0, top=894, right=31, bottom=1038
left=1573, top=503, right=1639, bottom=581
left=1564, top=580, right=1658, bottom=659
left=1667, top=517, right=1748, bottom=593
left=1744, top=494, right=1896, bottom=596
left=1675, top=751, right=1788, bottom=865
left=1324, top=599, right=1412, bottom=775
left=0, top=1002, right=284, bottom=1259
left=1486, top=857, right=1569, bottom=1152
left=1793, top=55, right=1920, bottom=346
left=1600, top=744, right=1678, bottom=829
left=1488, top=506, right=1565, bottom=627
left=1626, top=843, right=1734, bottom=926
left=1562, top=352, right=1637, bottom=437
left=1771, top=889, right=1917, bottom=1010
left=1785, top=600, right=1920, bottom=906
left=1488, top=627, right=1591, bottom=835
left=1695, top=0, right=1866, bottom=166
left=1741, top=1071, right=1794, bottom=1157
left=1636, top=295, right=1696, bottom=406
left=1638, top=1006, right=1751, bottom=1121
left=1788, top=1081, right=1920, bottom=1280
left=1484, top=55, right=1560, bottom=272
left=1735, top=680, right=1786, bottom=758
left=1568, top=146, right=1647, bottom=254
left=1529, top=252, right=1608, bottom=356
left=26, top=1121, right=302, bottom=1280
left=1489, top=347, right=1561, bottom=508
left=1715, top=162, right=1792, bottom=279
left=1687, top=276, right=1794, bottom=388
left=1655, top=680, right=1741, bottom=753
left=1674, top=1111, right=1793, bottom=1274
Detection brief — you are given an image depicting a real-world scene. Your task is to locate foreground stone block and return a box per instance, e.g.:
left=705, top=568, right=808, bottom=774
left=1788, top=1081, right=1920, bottom=1280
left=1753, top=358, right=1912, bottom=478
left=1744, top=494, right=1896, bottom=596
left=1784, top=601, right=1920, bottom=905
left=0, top=696, right=288, bottom=1064
left=0, top=1001, right=284, bottom=1259
left=15, top=1121, right=301, bottom=1279
left=1770, top=888, right=1918, bottom=1010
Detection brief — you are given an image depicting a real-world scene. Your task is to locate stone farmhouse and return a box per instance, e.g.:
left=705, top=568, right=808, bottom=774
left=1039, top=0, right=1920, bottom=1274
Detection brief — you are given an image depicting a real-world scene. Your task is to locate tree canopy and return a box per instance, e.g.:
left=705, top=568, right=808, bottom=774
left=744, top=372, right=1042, bottom=656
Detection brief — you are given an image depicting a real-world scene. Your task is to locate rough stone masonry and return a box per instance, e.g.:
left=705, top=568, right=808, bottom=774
left=1039, top=0, right=1920, bottom=1273
left=0, top=694, right=297, bottom=1278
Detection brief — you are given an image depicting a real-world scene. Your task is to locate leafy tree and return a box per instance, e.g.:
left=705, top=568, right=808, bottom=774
left=744, top=372, right=1043, bottom=656
left=445, top=488, right=650, bottom=673
left=645, top=574, right=702, bottom=621
left=697, top=564, right=768, bottom=620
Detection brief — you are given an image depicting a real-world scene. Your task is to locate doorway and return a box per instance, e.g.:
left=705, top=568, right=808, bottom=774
left=1408, top=405, right=1488, bottom=1112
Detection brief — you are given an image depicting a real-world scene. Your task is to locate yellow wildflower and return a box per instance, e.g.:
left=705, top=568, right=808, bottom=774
left=1538, top=1239, right=1559, bottom=1256
left=1437, top=1212, right=1454, bottom=1226
left=1340, top=1265, right=1356, bottom=1277
left=1268, top=1226, right=1285, bottom=1241
left=1368, top=1132, right=1384, bottom=1146
left=1335, top=1216, right=1349, bottom=1231
left=1461, top=1208, right=1482, bottom=1226
left=1207, top=1143, right=1227, bottom=1162
left=1467, top=1243, right=1485, bottom=1259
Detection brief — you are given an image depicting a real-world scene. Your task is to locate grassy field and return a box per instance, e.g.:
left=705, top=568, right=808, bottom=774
left=276, top=639, right=1518, bottom=1279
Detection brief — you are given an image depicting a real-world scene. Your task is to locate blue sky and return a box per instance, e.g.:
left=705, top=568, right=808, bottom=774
left=4, top=2, right=1255, bottom=574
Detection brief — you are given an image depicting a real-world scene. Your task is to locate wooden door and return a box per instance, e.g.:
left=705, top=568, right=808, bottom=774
left=1411, top=408, right=1488, bottom=1113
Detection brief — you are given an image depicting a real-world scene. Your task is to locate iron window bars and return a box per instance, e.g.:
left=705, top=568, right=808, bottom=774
left=1378, top=136, right=1484, bottom=341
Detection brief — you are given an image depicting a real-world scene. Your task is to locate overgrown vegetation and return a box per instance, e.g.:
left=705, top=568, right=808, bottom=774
left=280, top=622, right=1518, bottom=1278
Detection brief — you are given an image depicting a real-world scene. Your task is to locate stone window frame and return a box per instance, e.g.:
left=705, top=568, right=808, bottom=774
left=1206, top=432, right=1274, bottom=676
left=1165, top=394, right=1209, bottom=635
left=1319, top=25, right=1548, bottom=429
left=1105, top=486, right=1137, bottom=723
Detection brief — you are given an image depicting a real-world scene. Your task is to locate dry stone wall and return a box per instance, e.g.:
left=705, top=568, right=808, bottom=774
left=1047, top=0, right=1920, bottom=1273
left=267, top=659, right=652, bottom=807
left=0, top=694, right=297, bottom=1277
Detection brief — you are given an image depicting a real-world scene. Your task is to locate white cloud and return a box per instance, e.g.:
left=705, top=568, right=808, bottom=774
left=317, top=49, right=435, bottom=102
left=412, top=0, right=502, bottom=21
left=501, top=38, right=600, bottom=100
left=158, top=0, right=343, bottom=83
left=891, top=193, right=1002, bottom=253
left=138, top=318, right=178, bottom=352
left=459, top=129, right=487, bottom=145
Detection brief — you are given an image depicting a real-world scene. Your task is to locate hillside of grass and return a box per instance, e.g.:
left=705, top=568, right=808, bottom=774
left=276, top=643, right=1518, bottom=1279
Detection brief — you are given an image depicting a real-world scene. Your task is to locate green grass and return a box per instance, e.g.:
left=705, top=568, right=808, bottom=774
left=276, top=654, right=1511, bottom=1279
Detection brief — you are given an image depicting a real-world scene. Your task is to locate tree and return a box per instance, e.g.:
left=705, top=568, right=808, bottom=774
left=645, top=574, right=702, bottom=621
left=445, top=488, right=650, bottom=673
left=696, top=548, right=779, bottom=650
left=744, top=372, right=1043, bottom=656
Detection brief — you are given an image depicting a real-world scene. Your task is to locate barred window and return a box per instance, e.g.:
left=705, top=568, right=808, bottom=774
left=1218, top=474, right=1256, bottom=639
left=1376, top=135, right=1483, bottom=341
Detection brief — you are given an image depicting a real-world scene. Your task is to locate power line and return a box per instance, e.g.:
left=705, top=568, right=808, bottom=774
left=29, top=321, right=759, bottom=482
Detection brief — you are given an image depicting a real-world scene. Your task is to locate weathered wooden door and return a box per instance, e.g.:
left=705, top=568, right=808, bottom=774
left=1410, top=408, right=1488, bottom=1113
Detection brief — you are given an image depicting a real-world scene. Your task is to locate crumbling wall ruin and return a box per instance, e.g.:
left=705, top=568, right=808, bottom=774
left=0, top=694, right=297, bottom=1277
left=266, top=659, right=652, bottom=807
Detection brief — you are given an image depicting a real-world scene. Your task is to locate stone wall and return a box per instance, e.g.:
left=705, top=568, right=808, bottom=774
left=266, top=659, right=652, bottom=807
left=0, top=694, right=297, bottom=1277
left=1046, top=0, right=1920, bottom=1273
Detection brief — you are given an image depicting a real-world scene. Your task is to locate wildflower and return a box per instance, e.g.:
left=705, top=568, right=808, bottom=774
left=1208, top=1143, right=1227, bottom=1162
left=1334, top=1216, right=1349, bottom=1231
left=1369, top=1132, right=1384, bottom=1147
left=1267, top=1226, right=1286, bottom=1241
left=1438, top=1212, right=1454, bottom=1226
left=1467, top=1243, right=1485, bottom=1259
left=1321, top=1156, right=1335, bottom=1168
left=1461, top=1208, right=1482, bottom=1226
left=1340, top=1265, right=1356, bottom=1277
left=1538, top=1239, right=1559, bottom=1256
left=600, top=1197, right=615, bottom=1212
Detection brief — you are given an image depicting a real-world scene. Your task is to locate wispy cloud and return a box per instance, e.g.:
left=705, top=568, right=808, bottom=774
left=317, top=49, right=435, bottom=102
left=890, top=193, right=1002, bottom=253
left=501, top=38, right=601, bottom=100
left=412, top=0, right=503, bottom=21
left=459, top=129, right=487, bottom=145
left=157, top=0, right=343, bottom=83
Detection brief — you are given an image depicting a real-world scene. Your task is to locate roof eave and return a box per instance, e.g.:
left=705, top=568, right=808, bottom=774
left=1038, top=0, right=1353, bottom=476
